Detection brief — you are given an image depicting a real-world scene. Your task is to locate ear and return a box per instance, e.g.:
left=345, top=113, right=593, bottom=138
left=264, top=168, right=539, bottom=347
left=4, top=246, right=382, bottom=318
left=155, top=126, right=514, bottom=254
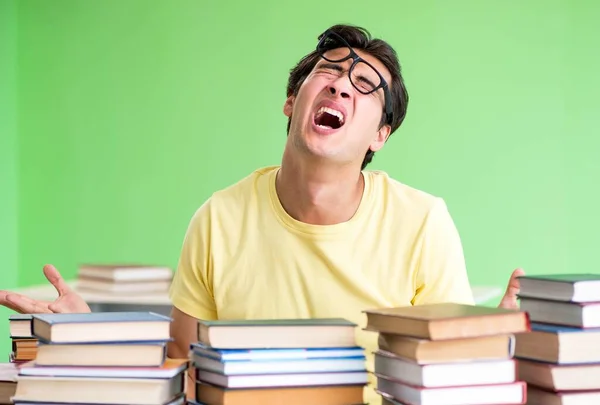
left=369, top=124, right=391, bottom=152
left=283, top=95, right=295, bottom=118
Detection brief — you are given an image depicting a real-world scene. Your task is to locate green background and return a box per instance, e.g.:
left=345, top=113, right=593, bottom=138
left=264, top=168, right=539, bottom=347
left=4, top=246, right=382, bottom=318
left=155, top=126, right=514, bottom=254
left=1, top=0, right=599, bottom=351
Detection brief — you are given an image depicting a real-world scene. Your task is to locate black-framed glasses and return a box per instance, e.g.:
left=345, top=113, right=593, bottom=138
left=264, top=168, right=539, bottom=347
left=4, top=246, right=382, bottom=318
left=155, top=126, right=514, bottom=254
left=316, top=29, right=393, bottom=126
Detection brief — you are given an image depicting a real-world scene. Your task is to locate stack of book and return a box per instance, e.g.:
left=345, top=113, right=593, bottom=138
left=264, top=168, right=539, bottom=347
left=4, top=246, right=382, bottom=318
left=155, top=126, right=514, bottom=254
left=8, top=314, right=36, bottom=364
left=10, top=311, right=188, bottom=405
left=75, top=263, right=173, bottom=295
left=0, top=363, right=17, bottom=405
left=189, top=318, right=369, bottom=405
left=515, top=273, right=600, bottom=404
left=363, top=303, right=530, bottom=405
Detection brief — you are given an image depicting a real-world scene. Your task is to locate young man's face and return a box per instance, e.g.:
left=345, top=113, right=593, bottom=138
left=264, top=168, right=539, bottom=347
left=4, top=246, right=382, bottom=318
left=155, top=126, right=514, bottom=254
left=284, top=47, right=391, bottom=167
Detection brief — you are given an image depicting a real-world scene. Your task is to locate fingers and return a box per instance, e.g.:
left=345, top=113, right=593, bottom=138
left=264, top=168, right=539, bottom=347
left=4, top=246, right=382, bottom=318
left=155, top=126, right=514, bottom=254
left=1, top=292, right=52, bottom=314
left=43, top=264, right=71, bottom=297
left=0, top=290, right=25, bottom=313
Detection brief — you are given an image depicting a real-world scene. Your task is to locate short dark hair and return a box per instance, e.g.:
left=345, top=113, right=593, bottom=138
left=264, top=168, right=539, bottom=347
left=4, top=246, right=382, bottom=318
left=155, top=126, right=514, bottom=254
left=286, top=24, right=409, bottom=169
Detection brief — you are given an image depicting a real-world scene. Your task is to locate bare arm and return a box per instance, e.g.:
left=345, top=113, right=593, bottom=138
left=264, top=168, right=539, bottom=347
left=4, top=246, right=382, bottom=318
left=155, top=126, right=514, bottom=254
left=167, top=306, right=199, bottom=401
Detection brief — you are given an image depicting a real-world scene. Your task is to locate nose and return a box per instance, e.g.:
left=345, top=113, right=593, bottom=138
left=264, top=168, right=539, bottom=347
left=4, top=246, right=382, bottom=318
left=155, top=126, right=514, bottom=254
left=327, top=76, right=352, bottom=99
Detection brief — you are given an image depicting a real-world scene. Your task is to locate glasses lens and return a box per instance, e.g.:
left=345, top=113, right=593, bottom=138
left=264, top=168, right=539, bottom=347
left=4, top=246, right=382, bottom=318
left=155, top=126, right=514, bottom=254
left=317, top=33, right=351, bottom=62
left=350, top=61, right=382, bottom=94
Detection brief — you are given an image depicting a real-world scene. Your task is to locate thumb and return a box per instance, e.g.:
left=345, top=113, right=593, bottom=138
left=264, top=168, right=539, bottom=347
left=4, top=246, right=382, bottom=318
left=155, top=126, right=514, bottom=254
left=506, top=268, right=525, bottom=295
left=43, top=264, right=71, bottom=296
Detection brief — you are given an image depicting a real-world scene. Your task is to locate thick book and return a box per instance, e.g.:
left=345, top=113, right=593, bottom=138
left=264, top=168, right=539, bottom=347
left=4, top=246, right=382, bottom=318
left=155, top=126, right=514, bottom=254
left=11, top=372, right=185, bottom=405
left=517, top=273, right=600, bottom=302
left=197, top=318, right=357, bottom=349
left=363, top=303, right=530, bottom=340
left=518, top=358, right=600, bottom=391
left=31, top=312, right=172, bottom=343
left=514, top=322, right=600, bottom=364
left=374, top=351, right=516, bottom=388
left=519, top=297, right=600, bottom=328
left=35, top=340, right=167, bottom=367
left=377, top=333, right=515, bottom=364
left=9, top=314, right=33, bottom=338
left=194, top=383, right=365, bottom=405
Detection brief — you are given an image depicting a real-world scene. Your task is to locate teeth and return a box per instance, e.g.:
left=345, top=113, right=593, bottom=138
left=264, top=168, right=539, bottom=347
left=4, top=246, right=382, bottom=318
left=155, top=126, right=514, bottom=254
left=317, top=106, right=344, bottom=124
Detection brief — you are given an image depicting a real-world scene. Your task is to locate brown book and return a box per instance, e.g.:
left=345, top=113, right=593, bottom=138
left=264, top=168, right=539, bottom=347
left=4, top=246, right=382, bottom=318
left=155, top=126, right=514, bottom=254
left=378, top=333, right=514, bottom=364
left=518, top=358, right=600, bottom=391
left=11, top=338, right=37, bottom=362
left=364, top=303, right=530, bottom=340
left=196, top=382, right=365, bottom=405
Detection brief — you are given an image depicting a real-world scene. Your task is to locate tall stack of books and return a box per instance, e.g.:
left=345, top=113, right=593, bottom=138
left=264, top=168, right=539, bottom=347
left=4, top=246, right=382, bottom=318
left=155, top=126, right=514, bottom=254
left=189, top=318, right=369, bottom=405
left=515, top=273, right=600, bottom=404
left=10, top=311, right=188, bottom=405
left=363, top=303, right=530, bottom=405
left=8, top=315, right=36, bottom=364
left=75, top=263, right=173, bottom=295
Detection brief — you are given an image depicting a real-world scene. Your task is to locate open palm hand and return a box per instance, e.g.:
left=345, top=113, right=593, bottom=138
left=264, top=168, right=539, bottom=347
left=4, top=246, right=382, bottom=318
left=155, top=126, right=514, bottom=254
left=0, top=264, right=91, bottom=314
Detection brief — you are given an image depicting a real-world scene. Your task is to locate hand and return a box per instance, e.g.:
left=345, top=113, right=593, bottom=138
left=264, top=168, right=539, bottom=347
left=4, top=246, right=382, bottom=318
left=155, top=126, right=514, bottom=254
left=0, top=264, right=91, bottom=314
left=498, top=268, right=525, bottom=309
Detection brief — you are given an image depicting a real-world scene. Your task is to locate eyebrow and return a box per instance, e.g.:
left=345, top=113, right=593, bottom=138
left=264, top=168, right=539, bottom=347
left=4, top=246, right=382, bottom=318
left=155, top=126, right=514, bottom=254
left=317, top=62, right=344, bottom=72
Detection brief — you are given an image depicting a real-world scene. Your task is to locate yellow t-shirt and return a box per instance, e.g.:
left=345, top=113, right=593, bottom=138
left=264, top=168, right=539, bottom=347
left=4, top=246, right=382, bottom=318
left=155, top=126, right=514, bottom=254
left=169, top=165, right=474, bottom=404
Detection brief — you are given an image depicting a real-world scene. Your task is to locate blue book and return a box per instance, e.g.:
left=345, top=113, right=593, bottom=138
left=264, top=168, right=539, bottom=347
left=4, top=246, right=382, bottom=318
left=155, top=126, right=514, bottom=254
left=31, top=311, right=172, bottom=344
left=190, top=342, right=365, bottom=361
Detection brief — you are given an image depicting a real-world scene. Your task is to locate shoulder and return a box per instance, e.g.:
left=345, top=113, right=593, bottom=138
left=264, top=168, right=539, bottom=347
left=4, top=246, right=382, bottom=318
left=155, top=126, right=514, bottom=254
left=188, top=166, right=277, bottom=224
left=365, top=169, right=448, bottom=217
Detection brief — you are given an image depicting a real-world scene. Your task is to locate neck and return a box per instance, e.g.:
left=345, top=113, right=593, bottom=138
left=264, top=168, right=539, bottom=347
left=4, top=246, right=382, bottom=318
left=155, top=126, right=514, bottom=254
left=276, top=148, right=365, bottom=225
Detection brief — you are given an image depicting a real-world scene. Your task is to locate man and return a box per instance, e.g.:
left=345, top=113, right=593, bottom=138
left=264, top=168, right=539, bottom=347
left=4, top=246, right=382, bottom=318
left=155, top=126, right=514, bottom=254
left=0, top=24, right=523, bottom=403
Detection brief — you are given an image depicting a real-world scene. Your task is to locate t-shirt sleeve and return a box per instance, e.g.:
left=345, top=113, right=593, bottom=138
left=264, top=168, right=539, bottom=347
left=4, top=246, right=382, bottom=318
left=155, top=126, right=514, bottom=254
left=168, top=201, right=218, bottom=320
left=412, top=198, right=475, bottom=306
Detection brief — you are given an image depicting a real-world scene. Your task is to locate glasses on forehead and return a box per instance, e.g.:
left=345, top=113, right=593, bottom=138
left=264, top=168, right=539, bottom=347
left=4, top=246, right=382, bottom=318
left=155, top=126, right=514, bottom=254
left=316, top=29, right=393, bottom=125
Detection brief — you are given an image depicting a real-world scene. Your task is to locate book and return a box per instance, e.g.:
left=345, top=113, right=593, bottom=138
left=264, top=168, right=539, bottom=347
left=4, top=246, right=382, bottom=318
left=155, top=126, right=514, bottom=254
left=514, top=322, right=600, bottom=364
left=375, top=380, right=526, bottom=405
left=373, top=351, right=516, bottom=388
left=519, top=297, right=600, bottom=328
left=363, top=303, right=530, bottom=340
left=518, top=358, right=600, bottom=391
left=197, top=318, right=357, bottom=349
left=31, top=311, right=172, bottom=343
left=34, top=340, right=167, bottom=367
left=377, top=333, right=515, bottom=364
left=517, top=273, right=600, bottom=303
left=77, top=263, right=173, bottom=282
left=190, top=342, right=364, bottom=361
left=194, top=382, right=365, bottom=405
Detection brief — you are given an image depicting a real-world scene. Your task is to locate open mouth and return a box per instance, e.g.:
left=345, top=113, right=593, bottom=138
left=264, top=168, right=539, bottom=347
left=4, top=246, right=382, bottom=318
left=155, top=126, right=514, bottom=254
left=314, top=106, right=345, bottom=130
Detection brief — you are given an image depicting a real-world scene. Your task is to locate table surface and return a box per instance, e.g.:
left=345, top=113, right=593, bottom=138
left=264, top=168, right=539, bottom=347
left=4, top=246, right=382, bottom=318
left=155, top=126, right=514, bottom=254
left=10, top=281, right=503, bottom=306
